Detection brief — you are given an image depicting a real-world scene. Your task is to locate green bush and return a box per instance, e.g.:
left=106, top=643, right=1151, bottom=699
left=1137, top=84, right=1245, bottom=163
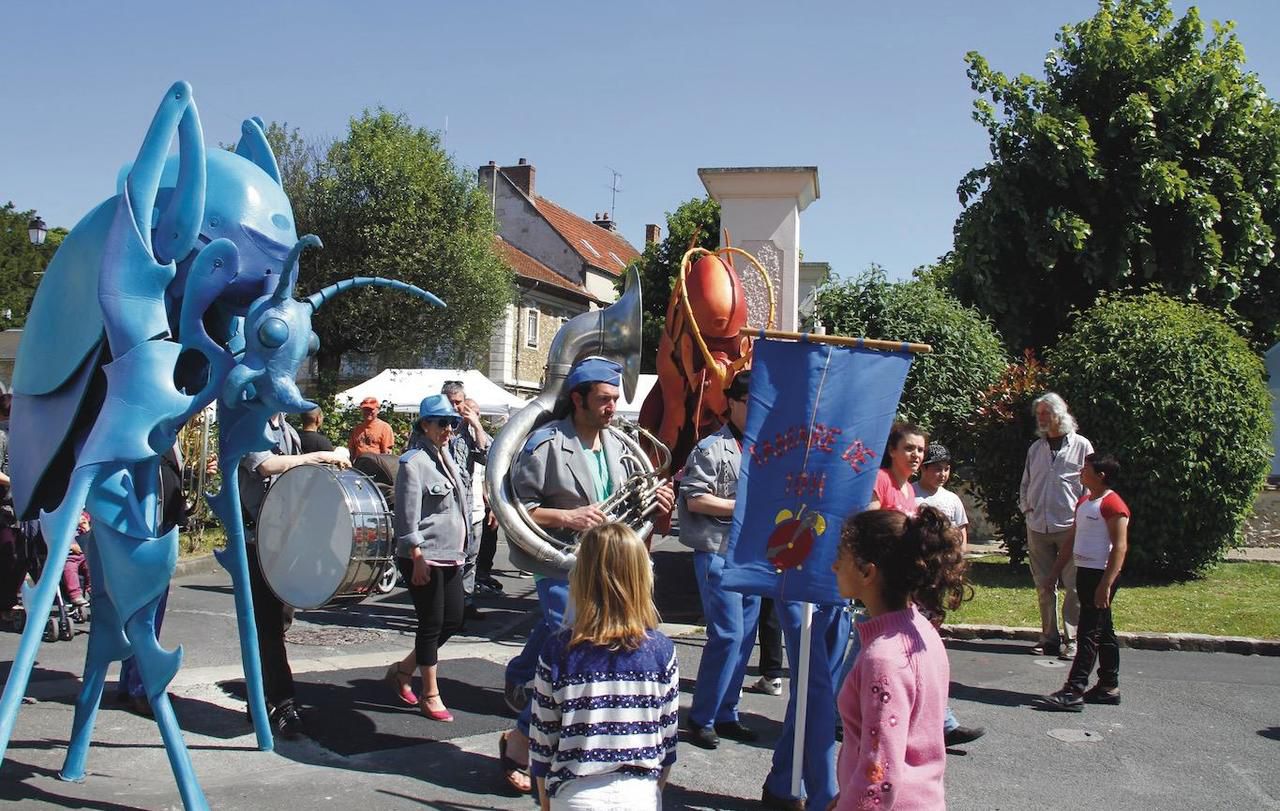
left=1046, top=293, right=1270, bottom=577
left=966, top=351, right=1049, bottom=564
left=817, top=267, right=1008, bottom=461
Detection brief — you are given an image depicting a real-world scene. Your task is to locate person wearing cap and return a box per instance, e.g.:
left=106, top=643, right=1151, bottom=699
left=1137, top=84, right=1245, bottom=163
left=240, top=413, right=351, bottom=739
left=679, top=371, right=761, bottom=750
left=348, top=396, right=395, bottom=459
left=913, top=442, right=969, bottom=548
left=496, top=355, right=675, bottom=794
left=913, top=442, right=985, bottom=747
left=385, top=394, right=472, bottom=723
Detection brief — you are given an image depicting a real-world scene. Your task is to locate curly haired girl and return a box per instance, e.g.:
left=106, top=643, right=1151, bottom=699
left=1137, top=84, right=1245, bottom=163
left=829, top=506, right=970, bottom=810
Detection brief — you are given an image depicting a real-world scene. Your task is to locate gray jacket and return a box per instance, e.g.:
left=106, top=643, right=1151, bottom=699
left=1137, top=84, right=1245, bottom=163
left=512, top=416, right=628, bottom=549
left=239, top=418, right=302, bottom=543
left=394, top=442, right=471, bottom=561
left=677, top=425, right=742, bottom=554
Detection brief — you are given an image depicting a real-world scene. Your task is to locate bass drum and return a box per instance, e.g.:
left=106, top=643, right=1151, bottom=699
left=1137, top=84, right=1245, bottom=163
left=256, top=464, right=392, bottom=610
left=353, top=453, right=400, bottom=594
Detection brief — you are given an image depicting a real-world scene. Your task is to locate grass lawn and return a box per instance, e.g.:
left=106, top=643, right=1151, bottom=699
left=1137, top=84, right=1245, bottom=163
left=179, top=524, right=226, bottom=557
left=949, top=555, right=1280, bottom=640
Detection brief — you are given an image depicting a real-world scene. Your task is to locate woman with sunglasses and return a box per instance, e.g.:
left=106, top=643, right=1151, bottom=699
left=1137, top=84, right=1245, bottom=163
left=386, top=394, right=472, bottom=722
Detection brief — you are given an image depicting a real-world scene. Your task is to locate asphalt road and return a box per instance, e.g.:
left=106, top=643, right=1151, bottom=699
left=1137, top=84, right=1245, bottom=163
left=0, top=536, right=1277, bottom=810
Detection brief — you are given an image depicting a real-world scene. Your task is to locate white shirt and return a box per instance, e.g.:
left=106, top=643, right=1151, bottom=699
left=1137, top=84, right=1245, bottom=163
left=913, top=483, right=968, bottom=529
left=1019, top=432, right=1094, bottom=533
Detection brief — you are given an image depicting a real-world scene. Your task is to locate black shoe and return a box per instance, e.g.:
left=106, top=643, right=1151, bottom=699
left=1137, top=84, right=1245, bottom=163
left=270, top=700, right=305, bottom=740
left=713, top=720, right=758, bottom=742
left=1036, top=688, right=1084, bottom=713
left=683, top=720, right=720, bottom=750
left=944, top=725, right=985, bottom=746
left=760, top=784, right=804, bottom=811
left=1030, top=641, right=1060, bottom=657
left=1082, top=684, right=1121, bottom=705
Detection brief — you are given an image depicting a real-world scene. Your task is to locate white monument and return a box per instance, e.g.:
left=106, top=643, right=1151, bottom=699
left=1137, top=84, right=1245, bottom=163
left=698, top=167, right=820, bottom=331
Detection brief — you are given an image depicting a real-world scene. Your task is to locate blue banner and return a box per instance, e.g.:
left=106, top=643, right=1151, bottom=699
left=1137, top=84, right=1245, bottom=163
left=720, top=338, right=913, bottom=605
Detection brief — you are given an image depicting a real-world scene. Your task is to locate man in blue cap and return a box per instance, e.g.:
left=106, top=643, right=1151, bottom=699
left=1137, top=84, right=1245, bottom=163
left=496, top=355, right=674, bottom=793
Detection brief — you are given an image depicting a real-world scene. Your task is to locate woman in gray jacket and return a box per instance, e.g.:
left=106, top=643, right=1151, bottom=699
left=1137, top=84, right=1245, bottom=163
left=386, top=394, right=471, bottom=722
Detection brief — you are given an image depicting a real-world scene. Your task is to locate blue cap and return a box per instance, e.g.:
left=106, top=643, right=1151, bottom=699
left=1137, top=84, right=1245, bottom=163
left=418, top=394, right=459, bottom=422
left=565, top=356, right=623, bottom=390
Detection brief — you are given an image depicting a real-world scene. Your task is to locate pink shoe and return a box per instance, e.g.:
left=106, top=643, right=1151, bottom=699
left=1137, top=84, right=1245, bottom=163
left=419, top=693, right=454, bottom=722
left=385, top=663, right=419, bottom=706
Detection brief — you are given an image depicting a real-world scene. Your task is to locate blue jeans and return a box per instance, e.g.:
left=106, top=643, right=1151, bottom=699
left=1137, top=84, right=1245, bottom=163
left=507, top=577, right=569, bottom=736
left=689, top=551, right=761, bottom=729
left=764, top=601, right=850, bottom=811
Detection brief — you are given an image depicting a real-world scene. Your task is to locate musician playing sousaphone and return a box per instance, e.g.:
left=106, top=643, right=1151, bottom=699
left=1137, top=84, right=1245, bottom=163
left=496, top=356, right=675, bottom=794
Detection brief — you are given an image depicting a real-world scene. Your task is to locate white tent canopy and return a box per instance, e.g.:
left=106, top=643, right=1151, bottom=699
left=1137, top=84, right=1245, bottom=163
left=335, top=369, right=528, bottom=417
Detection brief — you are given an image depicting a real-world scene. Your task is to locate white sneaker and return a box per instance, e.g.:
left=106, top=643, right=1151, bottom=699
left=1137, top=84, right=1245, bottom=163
left=746, top=676, right=783, bottom=696
left=1058, top=642, right=1078, bottom=661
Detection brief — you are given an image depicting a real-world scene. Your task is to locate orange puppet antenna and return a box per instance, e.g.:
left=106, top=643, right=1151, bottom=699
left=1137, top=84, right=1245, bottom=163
left=687, top=227, right=702, bottom=252
left=721, top=227, right=736, bottom=269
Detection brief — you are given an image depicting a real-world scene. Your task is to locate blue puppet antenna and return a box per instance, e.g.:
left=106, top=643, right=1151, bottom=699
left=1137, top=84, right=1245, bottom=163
left=305, top=277, right=446, bottom=312
left=271, top=235, right=323, bottom=303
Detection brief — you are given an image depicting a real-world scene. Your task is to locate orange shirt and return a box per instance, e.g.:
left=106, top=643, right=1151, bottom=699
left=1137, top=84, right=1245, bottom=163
left=348, top=418, right=395, bottom=458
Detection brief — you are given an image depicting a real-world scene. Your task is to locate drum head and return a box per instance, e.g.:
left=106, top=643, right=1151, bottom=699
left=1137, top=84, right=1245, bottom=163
left=256, top=465, right=353, bottom=610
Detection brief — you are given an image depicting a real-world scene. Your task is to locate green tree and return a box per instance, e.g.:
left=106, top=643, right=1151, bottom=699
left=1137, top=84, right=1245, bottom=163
left=262, top=122, right=327, bottom=221
left=287, top=110, right=512, bottom=389
left=951, top=0, right=1280, bottom=352
left=816, top=267, right=1008, bottom=461
left=1048, top=293, right=1270, bottom=576
left=624, top=197, right=720, bottom=373
left=0, top=203, right=63, bottom=330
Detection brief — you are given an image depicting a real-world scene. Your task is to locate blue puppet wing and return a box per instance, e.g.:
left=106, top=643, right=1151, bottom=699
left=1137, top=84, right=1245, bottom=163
left=719, top=338, right=913, bottom=605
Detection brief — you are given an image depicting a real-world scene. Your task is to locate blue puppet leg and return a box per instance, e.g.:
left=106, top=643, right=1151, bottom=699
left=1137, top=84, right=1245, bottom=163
left=62, top=541, right=130, bottom=781
left=207, top=464, right=273, bottom=752
left=0, top=470, right=94, bottom=762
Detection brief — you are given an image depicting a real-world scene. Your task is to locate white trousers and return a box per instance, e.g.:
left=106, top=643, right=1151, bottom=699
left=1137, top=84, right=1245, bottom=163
left=551, top=773, right=662, bottom=811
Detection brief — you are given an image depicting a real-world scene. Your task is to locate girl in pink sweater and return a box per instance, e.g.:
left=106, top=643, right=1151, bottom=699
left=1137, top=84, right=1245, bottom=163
left=829, top=507, right=970, bottom=810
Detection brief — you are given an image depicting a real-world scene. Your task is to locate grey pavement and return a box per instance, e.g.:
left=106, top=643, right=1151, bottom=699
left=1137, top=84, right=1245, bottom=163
left=1, top=535, right=1277, bottom=810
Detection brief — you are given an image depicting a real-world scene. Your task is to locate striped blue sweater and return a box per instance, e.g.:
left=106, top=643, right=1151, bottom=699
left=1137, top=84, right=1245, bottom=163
left=528, top=629, right=680, bottom=797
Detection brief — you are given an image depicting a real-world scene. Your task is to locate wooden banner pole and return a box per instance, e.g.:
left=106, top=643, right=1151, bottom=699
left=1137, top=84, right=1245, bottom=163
left=741, top=327, right=932, bottom=355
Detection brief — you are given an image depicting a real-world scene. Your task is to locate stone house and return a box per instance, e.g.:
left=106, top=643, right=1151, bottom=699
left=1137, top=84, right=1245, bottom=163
left=479, top=159, right=644, bottom=396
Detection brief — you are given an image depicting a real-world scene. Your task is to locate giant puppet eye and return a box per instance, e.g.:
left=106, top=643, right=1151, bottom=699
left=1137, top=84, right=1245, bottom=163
left=307, top=333, right=320, bottom=356
left=258, top=317, right=289, bottom=348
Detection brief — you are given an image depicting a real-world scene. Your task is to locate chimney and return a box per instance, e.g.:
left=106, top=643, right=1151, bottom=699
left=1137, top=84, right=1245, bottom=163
left=645, top=223, right=661, bottom=245
left=593, top=211, right=617, bottom=232
left=478, top=160, right=498, bottom=190
left=503, top=157, right=535, bottom=197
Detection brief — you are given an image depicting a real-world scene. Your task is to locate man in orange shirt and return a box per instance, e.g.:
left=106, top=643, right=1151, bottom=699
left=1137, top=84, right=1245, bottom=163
left=348, top=397, right=395, bottom=459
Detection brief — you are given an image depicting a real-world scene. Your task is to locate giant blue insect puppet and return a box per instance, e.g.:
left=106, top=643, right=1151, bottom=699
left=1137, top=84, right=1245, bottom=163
left=0, top=82, right=444, bottom=810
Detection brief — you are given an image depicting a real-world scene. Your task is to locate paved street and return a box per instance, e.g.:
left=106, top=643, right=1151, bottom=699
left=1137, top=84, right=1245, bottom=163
left=1, top=536, right=1277, bottom=810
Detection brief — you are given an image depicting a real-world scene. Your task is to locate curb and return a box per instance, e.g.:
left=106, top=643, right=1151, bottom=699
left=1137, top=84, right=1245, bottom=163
left=944, top=623, right=1280, bottom=657
left=173, top=553, right=224, bottom=579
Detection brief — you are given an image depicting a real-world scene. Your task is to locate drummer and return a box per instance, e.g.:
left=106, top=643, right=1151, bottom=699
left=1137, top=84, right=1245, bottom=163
left=239, top=412, right=350, bottom=739
left=385, top=395, right=472, bottom=723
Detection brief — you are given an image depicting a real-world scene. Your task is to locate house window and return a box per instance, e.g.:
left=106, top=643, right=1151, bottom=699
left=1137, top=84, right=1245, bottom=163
left=525, top=306, right=539, bottom=348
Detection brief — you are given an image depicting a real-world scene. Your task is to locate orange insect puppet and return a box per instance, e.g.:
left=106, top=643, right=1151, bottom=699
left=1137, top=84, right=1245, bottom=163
left=639, top=241, right=775, bottom=477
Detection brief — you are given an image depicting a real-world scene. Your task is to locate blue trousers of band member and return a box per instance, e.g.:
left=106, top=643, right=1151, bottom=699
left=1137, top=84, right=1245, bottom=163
left=505, top=576, right=569, bottom=736
left=689, top=551, right=761, bottom=729
left=764, top=600, right=851, bottom=811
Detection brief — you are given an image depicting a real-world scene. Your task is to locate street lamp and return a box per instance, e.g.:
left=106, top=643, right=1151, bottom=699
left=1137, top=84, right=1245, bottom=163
left=28, top=217, right=47, bottom=246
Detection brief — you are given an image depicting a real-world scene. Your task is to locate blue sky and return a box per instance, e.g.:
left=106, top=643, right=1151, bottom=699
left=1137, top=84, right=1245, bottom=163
left=5, top=1, right=1280, bottom=281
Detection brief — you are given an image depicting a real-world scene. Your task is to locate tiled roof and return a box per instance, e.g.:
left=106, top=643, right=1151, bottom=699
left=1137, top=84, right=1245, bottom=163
left=493, top=236, right=602, bottom=303
left=532, top=196, right=640, bottom=277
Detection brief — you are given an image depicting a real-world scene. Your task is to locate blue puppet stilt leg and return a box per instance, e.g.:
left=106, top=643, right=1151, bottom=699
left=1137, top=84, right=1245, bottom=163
left=62, top=545, right=131, bottom=781
left=208, top=467, right=273, bottom=752
left=124, top=604, right=207, bottom=811
left=0, top=472, right=93, bottom=762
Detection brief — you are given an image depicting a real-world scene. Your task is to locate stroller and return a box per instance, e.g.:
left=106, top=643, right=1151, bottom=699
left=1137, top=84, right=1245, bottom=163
left=12, top=519, right=90, bottom=642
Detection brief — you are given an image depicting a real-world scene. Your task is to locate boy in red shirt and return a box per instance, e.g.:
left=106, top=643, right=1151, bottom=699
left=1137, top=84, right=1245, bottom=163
left=1037, top=452, right=1129, bottom=711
